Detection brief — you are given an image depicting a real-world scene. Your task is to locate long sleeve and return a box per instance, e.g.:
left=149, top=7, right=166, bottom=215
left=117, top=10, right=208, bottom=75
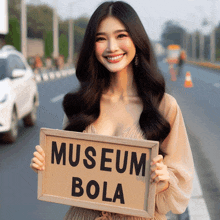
left=155, top=93, right=194, bottom=215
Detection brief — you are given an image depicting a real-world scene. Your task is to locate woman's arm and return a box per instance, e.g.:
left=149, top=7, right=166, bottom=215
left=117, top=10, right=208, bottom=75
left=155, top=94, right=194, bottom=215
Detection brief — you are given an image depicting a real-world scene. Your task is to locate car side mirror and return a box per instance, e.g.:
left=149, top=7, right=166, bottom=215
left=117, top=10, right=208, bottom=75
left=12, top=69, right=25, bottom=78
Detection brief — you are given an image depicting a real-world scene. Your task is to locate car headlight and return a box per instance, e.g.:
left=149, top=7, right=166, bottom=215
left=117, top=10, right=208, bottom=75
left=0, top=94, right=8, bottom=103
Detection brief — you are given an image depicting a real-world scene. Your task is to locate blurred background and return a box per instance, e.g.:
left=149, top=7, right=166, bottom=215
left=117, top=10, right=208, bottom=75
left=0, top=0, right=220, bottom=220
left=1, top=0, right=220, bottom=64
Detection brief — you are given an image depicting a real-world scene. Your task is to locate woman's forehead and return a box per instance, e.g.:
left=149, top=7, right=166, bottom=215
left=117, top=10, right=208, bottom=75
left=97, top=16, right=126, bottom=34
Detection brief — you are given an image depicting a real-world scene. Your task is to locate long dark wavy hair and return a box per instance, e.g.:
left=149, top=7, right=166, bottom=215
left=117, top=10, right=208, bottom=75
left=62, top=1, right=170, bottom=156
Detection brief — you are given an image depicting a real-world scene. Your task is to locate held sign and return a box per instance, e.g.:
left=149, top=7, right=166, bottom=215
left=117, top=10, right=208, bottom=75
left=38, top=128, right=159, bottom=218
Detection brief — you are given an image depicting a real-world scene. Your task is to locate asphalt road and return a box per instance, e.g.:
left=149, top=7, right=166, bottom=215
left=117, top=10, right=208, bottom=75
left=0, top=63, right=220, bottom=219
left=0, top=74, right=79, bottom=220
left=158, top=60, right=220, bottom=220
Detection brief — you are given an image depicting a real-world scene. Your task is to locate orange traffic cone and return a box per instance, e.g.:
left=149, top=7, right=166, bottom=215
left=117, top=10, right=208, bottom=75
left=184, top=71, right=193, bottom=88
left=170, top=64, right=177, bottom=81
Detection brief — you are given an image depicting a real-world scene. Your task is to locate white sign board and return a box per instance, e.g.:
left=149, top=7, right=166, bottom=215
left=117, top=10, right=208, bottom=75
left=0, top=0, right=8, bottom=35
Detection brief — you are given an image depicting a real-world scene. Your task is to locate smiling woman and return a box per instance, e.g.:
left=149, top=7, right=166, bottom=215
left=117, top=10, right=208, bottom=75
left=30, top=1, right=194, bottom=220
left=95, top=17, right=136, bottom=74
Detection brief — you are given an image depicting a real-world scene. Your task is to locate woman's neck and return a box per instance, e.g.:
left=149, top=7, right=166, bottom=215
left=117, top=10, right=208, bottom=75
left=106, top=65, right=138, bottom=99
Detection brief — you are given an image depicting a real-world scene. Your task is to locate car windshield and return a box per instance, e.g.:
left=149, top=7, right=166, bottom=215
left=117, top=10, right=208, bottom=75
left=0, top=59, right=7, bottom=80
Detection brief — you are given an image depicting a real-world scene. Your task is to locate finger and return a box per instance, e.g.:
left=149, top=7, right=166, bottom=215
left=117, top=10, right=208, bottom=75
left=151, top=162, right=164, bottom=172
left=151, top=170, right=164, bottom=181
left=33, top=151, right=45, bottom=163
left=32, top=157, right=44, bottom=167
left=30, top=162, right=44, bottom=172
left=151, top=170, right=170, bottom=183
left=36, top=145, right=45, bottom=158
left=154, top=174, right=170, bottom=183
left=151, top=155, right=163, bottom=165
left=31, top=162, right=45, bottom=171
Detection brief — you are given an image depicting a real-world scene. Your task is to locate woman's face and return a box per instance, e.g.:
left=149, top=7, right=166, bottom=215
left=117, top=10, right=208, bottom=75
left=95, top=16, right=136, bottom=73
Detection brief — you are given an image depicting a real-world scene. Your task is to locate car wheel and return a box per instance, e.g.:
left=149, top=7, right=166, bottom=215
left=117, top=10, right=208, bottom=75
left=23, top=99, right=38, bottom=127
left=3, top=108, right=18, bottom=143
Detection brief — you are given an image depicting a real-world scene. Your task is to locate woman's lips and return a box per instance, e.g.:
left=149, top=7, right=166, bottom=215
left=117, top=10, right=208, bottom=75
left=105, top=54, right=124, bottom=63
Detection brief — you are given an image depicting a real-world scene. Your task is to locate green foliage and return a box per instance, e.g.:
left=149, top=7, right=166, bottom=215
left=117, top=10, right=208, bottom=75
left=74, top=22, right=86, bottom=55
left=60, top=17, right=89, bottom=56
left=7, top=1, right=89, bottom=58
left=160, top=19, right=220, bottom=61
left=161, top=20, right=186, bottom=48
left=216, top=48, right=220, bottom=61
left=215, top=24, right=220, bottom=60
left=5, top=17, right=21, bottom=51
left=27, top=4, right=54, bottom=39
left=59, top=33, right=68, bottom=60
left=44, top=31, right=53, bottom=58
left=75, top=17, right=89, bottom=30
left=8, top=0, right=21, bottom=21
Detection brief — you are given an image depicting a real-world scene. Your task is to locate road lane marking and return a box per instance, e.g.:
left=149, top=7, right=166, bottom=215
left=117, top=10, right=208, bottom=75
left=50, top=94, right=65, bottom=103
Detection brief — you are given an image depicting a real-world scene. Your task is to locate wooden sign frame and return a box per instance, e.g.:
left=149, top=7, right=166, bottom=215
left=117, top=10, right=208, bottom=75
left=38, top=128, right=159, bottom=218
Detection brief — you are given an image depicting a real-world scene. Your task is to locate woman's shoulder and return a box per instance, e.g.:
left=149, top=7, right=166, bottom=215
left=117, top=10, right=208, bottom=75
left=160, top=93, right=178, bottom=108
left=159, top=93, right=179, bottom=118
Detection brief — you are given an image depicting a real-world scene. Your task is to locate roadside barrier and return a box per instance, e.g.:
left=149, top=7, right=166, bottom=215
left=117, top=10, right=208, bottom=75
left=187, top=60, right=220, bottom=70
left=34, top=68, right=75, bottom=83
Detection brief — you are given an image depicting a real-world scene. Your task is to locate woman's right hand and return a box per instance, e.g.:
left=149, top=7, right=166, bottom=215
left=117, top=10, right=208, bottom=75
left=30, top=145, right=45, bottom=173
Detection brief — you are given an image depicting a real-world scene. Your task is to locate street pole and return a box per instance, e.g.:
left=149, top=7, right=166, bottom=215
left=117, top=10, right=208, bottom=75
left=192, top=32, right=196, bottom=60
left=68, top=2, right=74, bottom=65
left=21, top=0, right=27, bottom=58
left=53, top=0, right=59, bottom=59
left=210, top=29, right=215, bottom=63
left=200, top=33, right=205, bottom=61
left=210, top=0, right=216, bottom=63
left=185, top=32, right=190, bottom=58
left=68, top=19, right=74, bottom=65
left=182, top=31, right=186, bottom=51
left=184, top=32, right=187, bottom=52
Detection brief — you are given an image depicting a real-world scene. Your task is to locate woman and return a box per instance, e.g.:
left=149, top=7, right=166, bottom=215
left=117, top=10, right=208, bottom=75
left=30, top=1, right=194, bottom=219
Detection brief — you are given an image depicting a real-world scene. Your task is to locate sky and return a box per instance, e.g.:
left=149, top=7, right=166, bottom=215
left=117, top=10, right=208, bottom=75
left=26, top=0, right=220, bottom=41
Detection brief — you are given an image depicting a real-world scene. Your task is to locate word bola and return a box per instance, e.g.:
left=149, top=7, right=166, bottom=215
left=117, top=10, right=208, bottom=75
left=72, top=177, right=125, bottom=204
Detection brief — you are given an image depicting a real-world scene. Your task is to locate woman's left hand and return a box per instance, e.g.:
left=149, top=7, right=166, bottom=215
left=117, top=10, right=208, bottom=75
left=150, top=155, right=170, bottom=194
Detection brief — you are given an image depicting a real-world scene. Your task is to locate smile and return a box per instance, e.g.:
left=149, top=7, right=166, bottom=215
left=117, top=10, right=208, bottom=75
left=105, top=54, right=124, bottom=63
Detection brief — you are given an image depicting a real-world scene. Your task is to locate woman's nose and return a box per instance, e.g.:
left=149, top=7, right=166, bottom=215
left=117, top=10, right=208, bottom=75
left=106, top=38, right=118, bottom=52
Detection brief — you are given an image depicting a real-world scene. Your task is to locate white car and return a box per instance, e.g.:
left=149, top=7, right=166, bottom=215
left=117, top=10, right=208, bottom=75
left=0, top=45, right=39, bottom=143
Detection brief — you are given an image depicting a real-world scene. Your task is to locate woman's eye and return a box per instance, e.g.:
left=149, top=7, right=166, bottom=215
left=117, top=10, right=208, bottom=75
left=96, top=37, right=106, bottom=42
left=118, top=34, right=127, bottom=39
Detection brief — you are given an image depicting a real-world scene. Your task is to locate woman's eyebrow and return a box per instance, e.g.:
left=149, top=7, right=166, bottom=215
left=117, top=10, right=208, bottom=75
left=96, top=29, right=128, bottom=36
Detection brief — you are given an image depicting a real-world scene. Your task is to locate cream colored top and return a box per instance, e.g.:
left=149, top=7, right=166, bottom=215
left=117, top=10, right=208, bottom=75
left=63, top=93, right=194, bottom=220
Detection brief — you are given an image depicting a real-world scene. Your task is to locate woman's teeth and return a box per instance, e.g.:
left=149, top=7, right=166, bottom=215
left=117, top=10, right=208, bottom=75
left=107, top=55, right=123, bottom=60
